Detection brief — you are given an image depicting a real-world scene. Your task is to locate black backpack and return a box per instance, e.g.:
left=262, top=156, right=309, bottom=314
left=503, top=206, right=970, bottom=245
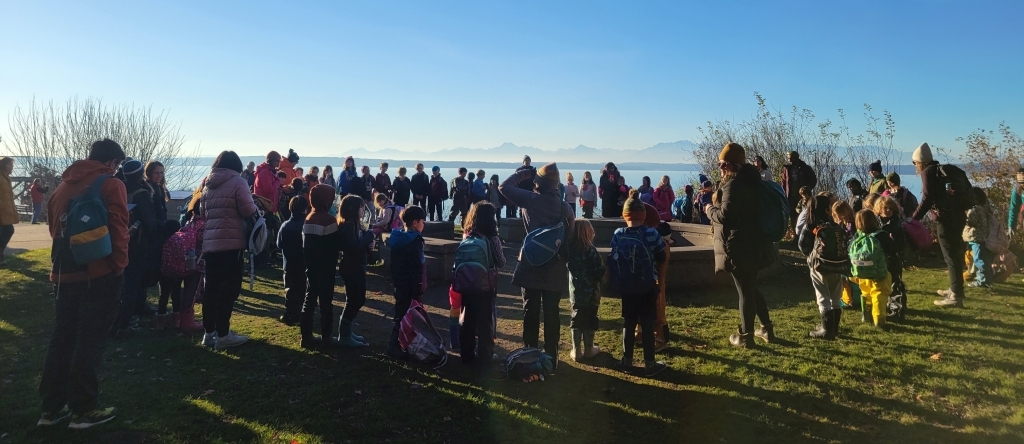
left=936, top=164, right=975, bottom=212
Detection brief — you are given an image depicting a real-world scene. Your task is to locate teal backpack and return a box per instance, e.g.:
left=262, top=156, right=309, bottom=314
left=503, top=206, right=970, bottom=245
left=756, top=181, right=789, bottom=242
left=63, top=175, right=117, bottom=265
left=848, top=231, right=888, bottom=280
left=452, top=234, right=497, bottom=294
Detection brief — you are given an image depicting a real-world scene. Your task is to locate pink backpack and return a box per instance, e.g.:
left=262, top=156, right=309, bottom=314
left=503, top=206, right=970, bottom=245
left=902, top=218, right=932, bottom=251
left=161, top=218, right=206, bottom=278
left=398, top=300, right=448, bottom=367
left=387, top=205, right=404, bottom=231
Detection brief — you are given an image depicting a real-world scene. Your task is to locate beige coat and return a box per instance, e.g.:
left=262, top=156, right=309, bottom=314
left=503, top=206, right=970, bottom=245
left=0, top=172, right=19, bottom=226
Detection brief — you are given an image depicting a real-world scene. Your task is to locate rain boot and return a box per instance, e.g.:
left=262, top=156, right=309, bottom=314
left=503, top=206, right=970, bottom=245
left=299, top=311, right=320, bottom=350
left=570, top=329, right=583, bottom=362
left=178, top=307, right=204, bottom=333
left=832, top=309, right=843, bottom=337
left=321, top=313, right=339, bottom=349
left=385, top=322, right=406, bottom=359
left=809, top=311, right=834, bottom=339
left=337, top=319, right=368, bottom=347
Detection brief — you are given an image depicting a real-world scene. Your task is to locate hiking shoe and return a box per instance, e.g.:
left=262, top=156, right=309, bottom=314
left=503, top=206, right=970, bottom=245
left=754, top=324, right=776, bottom=343
left=729, top=332, right=753, bottom=348
left=301, top=336, right=323, bottom=350
left=215, top=331, right=248, bottom=350
left=278, top=315, right=298, bottom=326
left=37, top=405, right=71, bottom=427
left=200, top=332, right=217, bottom=348
left=644, top=361, right=668, bottom=377
left=68, top=407, right=116, bottom=430
left=934, top=297, right=964, bottom=308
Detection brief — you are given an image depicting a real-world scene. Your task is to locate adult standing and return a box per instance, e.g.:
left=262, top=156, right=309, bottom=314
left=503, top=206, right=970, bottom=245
left=428, top=166, right=447, bottom=221
left=30, top=178, right=49, bottom=224
left=706, top=143, right=776, bottom=347
left=867, top=160, right=887, bottom=194
left=599, top=163, right=622, bottom=218
left=392, top=166, right=411, bottom=206
left=39, top=138, right=128, bottom=429
left=199, top=151, right=258, bottom=349
left=780, top=151, right=817, bottom=232
left=279, top=149, right=301, bottom=183
left=254, top=152, right=282, bottom=207
left=580, top=171, right=597, bottom=219
left=910, top=143, right=970, bottom=308
left=337, top=157, right=359, bottom=197
left=109, top=160, right=159, bottom=338
left=499, top=163, right=574, bottom=367
left=0, top=157, right=17, bottom=266
left=410, top=163, right=430, bottom=209
left=242, top=162, right=256, bottom=190
left=1009, top=167, right=1024, bottom=237
left=754, top=155, right=772, bottom=181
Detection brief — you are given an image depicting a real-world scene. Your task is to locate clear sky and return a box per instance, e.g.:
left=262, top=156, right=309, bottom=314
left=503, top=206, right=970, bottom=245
left=1, top=0, right=1021, bottom=158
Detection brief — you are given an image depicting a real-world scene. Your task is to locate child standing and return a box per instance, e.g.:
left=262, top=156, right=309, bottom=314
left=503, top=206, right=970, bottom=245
left=301, top=185, right=343, bottom=349
left=798, top=196, right=849, bottom=339
left=610, top=190, right=668, bottom=377
left=564, top=173, right=580, bottom=216
left=580, top=171, right=597, bottom=219
left=372, top=194, right=401, bottom=237
left=336, top=195, right=374, bottom=347
left=875, top=196, right=908, bottom=319
left=964, top=187, right=993, bottom=288
left=385, top=206, right=428, bottom=359
left=568, top=219, right=604, bottom=362
left=457, top=202, right=506, bottom=364
left=849, top=210, right=892, bottom=328
left=695, top=180, right=713, bottom=225
left=277, top=196, right=308, bottom=326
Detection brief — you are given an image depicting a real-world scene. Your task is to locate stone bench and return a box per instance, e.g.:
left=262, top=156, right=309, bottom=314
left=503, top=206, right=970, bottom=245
left=499, top=217, right=526, bottom=243
left=378, top=233, right=460, bottom=286
left=596, top=244, right=725, bottom=292
left=421, top=221, right=455, bottom=240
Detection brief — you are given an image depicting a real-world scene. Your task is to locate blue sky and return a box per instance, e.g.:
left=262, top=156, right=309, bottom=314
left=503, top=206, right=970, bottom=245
left=1, top=0, right=1021, bottom=159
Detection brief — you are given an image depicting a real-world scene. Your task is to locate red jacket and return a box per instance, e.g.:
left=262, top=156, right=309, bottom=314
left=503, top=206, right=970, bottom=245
left=30, top=183, right=48, bottom=204
left=653, top=185, right=674, bottom=221
left=253, top=162, right=281, bottom=206
left=47, top=160, right=129, bottom=283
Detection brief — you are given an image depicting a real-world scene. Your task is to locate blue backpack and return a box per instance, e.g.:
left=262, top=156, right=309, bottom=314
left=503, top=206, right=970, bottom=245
left=64, top=175, right=116, bottom=265
left=756, top=180, right=789, bottom=242
left=521, top=221, right=565, bottom=266
left=607, top=227, right=657, bottom=297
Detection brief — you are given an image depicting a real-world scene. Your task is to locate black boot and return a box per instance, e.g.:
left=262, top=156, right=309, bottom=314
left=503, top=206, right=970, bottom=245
left=320, top=313, right=339, bottom=349
left=385, top=322, right=406, bottom=359
left=809, top=311, right=836, bottom=340
left=729, top=326, right=754, bottom=348
left=832, top=309, right=843, bottom=337
left=299, top=311, right=320, bottom=350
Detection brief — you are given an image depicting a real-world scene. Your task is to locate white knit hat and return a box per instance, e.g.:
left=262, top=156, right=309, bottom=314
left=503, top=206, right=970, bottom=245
left=912, top=142, right=933, bottom=164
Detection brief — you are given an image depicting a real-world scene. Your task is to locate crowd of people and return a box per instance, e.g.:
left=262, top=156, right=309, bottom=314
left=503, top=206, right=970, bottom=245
left=6, top=137, right=1023, bottom=430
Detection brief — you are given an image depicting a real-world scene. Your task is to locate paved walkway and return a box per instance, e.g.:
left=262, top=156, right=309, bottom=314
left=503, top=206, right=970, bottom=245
left=4, top=222, right=53, bottom=256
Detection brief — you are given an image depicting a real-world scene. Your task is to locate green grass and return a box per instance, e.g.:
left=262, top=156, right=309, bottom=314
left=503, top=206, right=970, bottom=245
left=2, top=246, right=1024, bottom=443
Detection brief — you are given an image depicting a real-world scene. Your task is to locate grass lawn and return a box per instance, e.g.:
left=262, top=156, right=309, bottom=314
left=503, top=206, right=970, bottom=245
left=1, top=245, right=1024, bottom=443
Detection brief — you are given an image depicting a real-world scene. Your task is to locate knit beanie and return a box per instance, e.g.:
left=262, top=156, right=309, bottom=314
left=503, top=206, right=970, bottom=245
left=701, top=180, right=712, bottom=189
left=308, top=184, right=335, bottom=214
left=886, top=172, right=900, bottom=186
left=122, top=159, right=144, bottom=183
left=869, top=160, right=882, bottom=173
left=622, top=189, right=646, bottom=222
left=719, top=143, right=746, bottom=165
left=535, top=162, right=560, bottom=191
left=912, top=143, right=933, bottom=164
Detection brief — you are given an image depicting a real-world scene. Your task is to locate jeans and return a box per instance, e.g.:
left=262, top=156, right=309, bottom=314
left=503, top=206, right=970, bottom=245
left=427, top=197, right=444, bottom=221
left=522, top=288, right=562, bottom=360
left=731, top=268, right=771, bottom=334
left=283, top=266, right=306, bottom=320
left=937, top=217, right=967, bottom=298
left=0, top=224, right=13, bottom=257
left=339, top=270, right=366, bottom=322
left=158, top=276, right=183, bottom=314
left=202, top=250, right=244, bottom=336
left=809, top=268, right=844, bottom=314
left=969, top=242, right=992, bottom=285
left=40, top=273, right=123, bottom=414
left=301, top=262, right=336, bottom=339
left=32, top=202, right=43, bottom=223
left=460, top=290, right=496, bottom=364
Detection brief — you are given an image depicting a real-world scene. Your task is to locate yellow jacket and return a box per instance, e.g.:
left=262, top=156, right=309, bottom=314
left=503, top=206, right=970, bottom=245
left=0, top=172, right=19, bottom=225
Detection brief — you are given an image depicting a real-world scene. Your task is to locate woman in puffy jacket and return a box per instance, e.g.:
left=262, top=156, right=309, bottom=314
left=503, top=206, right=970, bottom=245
left=200, top=151, right=258, bottom=351
left=653, top=175, right=674, bottom=221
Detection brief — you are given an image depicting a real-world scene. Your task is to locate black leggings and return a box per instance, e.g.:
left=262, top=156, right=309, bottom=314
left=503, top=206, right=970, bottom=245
left=202, top=250, right=244, bottom=336
left=0, top=224, right=14, bottom=255
left=732, top=268, right=771, bottom=335
left=623, top=313, right=655, bottom=363
left=339, top=270, right=366, bottom=322
left=158, top=276, right=183, bottom=314
left=427, top=197, right=444, bottom=221
left=302, top=263, right=336, bottom=338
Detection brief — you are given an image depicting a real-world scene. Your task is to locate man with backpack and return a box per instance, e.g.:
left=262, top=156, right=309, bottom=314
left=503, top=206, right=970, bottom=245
left=448, top=167, right=470, bottom=226
left=910, top=143, right=972, bottom=308
left=39, top=139, right=129, bottom=429
left=499, top=163, right=574, bottom=369
left=781, top=151, right=817, bottom=233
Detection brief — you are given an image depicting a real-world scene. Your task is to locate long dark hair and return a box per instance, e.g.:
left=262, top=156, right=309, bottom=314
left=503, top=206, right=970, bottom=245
left=806, top=195, right=833, bottom=227
left=338, top=195, right=364, bottom=226
left=464, top=202, right=497, bottom=237
left=145, top=161, right=170, bottom=202
left=212, top=151, right=243, bottom=173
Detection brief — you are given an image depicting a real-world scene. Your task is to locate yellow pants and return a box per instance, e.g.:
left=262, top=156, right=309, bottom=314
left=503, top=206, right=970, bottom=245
left=853, top=274, right=891, bottom=326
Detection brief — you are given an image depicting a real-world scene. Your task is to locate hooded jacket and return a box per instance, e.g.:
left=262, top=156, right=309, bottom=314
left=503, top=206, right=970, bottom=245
left=47, top=160, right=130, bottom=283
left=411, top=171, right=430, bottom=199
left=388, top=229, right=426, bottom=299
left=707, top=163, right=774, bottom=273
left=0, top=169, right=18, bottom=226
left=303, top=186, right=341, bottom=274
left=201, top=168, right=258, bottom=253
left=499, top=168, right=575, bottom=292
left=253, top=162, right=281, bottom=205
left=429, top=174, right=448, bottom=200
left=392, top=176, right=411, bottom=206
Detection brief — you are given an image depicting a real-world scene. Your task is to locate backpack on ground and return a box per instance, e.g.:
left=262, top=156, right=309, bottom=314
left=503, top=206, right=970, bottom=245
left=161, top=217, right=206, bottom=278
left=902, top=218, right=933, bottom=250
left=848, top=232, right=888, bottom=280
left=756, top=180, right=790, bottom=242
left=986, top=207, right=1010, bottom=254
left=500, top=347, right=554, bottom=382
left=522, top=221, right=565, bottom=267
left=398, top=300, right=448, bottom=368
left=452, top=235, right=497, bottom=294
left=808, top=224, right=851, bottom=274
left=607, top=227, right=657, bottom=297
left=936, top=164, right=976, bottom=212
left=63, top=175, right=116, bottom=265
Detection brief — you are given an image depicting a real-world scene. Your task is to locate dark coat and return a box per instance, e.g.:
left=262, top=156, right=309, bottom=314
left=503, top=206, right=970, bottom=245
left=707, top=164, right=774, bottom=273
left=338, top=221, right=374, bottom=273
left=599, top=171, right=621, bottom=217
left=388, top=230, right=425, bottom=299
left=781, top=160, right=817, bottom=198
left=911, top=163, right=965, bottom=223
left=410, top=172, right=430, bottom=199
left=392, top=176, right=411, bottom=206
left=429, top=175, right=448, bottom=200
left=499, top=169, right=575, bottom=292
left=278, top=213, right=305, bottom=271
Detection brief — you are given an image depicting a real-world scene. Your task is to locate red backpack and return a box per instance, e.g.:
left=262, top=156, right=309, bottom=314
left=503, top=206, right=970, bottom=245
left=161, top=217, right=206, bottom=278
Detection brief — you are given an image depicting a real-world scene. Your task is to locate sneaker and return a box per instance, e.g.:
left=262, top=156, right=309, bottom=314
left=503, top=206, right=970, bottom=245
left=934, top=297, right=964, bottom=308
left=37, top=405, right=71, bottom=426
left=614, top=359, right=636, bottom=373
left=200, top=332, right=217, bottom=348
left=644, top=361, right=668, bottom=377
left=936, top=289, right=954, bottom=298
left=215, top=331, right=248, bottom=350
left=967, top=281, right=990, bottom=288
left=754, top=324, right=776, bottom=343
left=68, top=407, right=117, bottom=430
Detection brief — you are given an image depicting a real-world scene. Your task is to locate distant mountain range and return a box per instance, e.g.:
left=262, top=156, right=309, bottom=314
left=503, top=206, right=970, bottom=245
left=340, top=140, right=697, bottom=164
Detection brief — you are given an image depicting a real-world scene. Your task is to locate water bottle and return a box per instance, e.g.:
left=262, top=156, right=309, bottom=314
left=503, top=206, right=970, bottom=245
left=186, top=249, right=196, bottom=270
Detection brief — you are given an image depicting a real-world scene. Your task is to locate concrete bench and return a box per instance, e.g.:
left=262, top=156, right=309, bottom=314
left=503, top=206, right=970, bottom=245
left=596, top=244, right=725, bottom=292
left=378, top=233, right=460, bottom=286
left=421, top=221, right=455, bottom=240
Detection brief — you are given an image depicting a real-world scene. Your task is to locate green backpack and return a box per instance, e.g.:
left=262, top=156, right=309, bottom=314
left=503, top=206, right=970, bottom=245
left=848, top=231, right=888, bottom=280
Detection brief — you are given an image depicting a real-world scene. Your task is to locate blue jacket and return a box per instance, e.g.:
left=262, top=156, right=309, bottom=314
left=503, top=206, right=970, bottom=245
left=337, top=168, right=359, bottom=196
left=388, top=229, right=425, bottom=299
left=673, top=195, right=692, bottom=221
left=472, top=178, right=487, bottom=199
